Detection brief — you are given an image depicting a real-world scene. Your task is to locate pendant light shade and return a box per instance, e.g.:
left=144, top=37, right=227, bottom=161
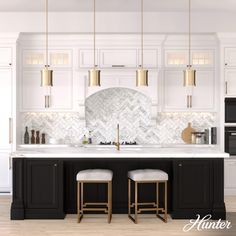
left=89, top=68, right=101, bottom=86
left=41, top=0, right=53, bottom=87
left=89, top=0, right=100, bottom=87
left=41, top=66, right=53, bottom=86
left=183, top=0, right=196, bottom=87
left=136, top=0, right=148, bottom=87
left=136, top=69, right=148, bottom=86
left=183, top=65, right=196, bottom=86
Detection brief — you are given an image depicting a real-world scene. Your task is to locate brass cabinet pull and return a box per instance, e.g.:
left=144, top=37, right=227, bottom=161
left=45, top=95, right=50, bottom=108
left=9, top=118, right=13, bottom=144
left=179, top=163, right=182, bottom=167
left=187, top=95, right=189, bottom=108
left=9, top=156, right=12, bottom=170
left=225, top=81, right=228, bottom=95
left=189, top=95, right=192, bottom=108
left=111, top=65, right=125, bottom=68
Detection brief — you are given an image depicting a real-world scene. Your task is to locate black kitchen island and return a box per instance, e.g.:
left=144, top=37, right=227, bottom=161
left=10, top=156, right=226, bottom=220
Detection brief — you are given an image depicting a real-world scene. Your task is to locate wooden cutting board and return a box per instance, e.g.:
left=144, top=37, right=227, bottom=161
left=181, top=123, right=196, bottom=144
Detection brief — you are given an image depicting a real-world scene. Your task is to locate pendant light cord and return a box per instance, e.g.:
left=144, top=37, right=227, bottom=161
left=141, top=0, right=144, bottom=69
left=188, top=0, right=191, bottom=66
left=46, top=0, right=48, bottom=67
left=94, top=0, right=96, bottom=69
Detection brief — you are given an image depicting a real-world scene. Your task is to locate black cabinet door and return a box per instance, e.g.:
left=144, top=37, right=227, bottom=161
left=25, top=159, right=64, bottom=218
left=173, top=160, right=212, bottom=210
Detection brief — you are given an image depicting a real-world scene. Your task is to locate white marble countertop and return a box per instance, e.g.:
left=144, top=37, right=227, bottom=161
left=11, top=144, right=229, bottom=158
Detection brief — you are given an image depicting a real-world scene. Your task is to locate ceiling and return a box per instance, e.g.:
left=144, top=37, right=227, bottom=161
left=0, top=0, right=236, bottom=12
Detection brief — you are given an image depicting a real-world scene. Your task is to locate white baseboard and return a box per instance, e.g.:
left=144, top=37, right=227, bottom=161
left=224, top=189, right=236, bottom=195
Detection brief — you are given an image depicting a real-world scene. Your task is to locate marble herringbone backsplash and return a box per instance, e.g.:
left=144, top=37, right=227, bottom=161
left=21, top=88, right=216, bottom=144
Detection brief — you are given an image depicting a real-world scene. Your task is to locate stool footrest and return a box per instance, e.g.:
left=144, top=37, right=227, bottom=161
left=82, top=208, right=108, bottom=213
left=83, top=202, right=108, bottom=207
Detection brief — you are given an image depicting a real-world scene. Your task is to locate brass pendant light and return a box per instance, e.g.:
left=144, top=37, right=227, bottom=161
left=136, top=0, right=148, bottom=87
left=41, top=0, right=53, bottom=87
left=183, top=0, right=196, bottom=87
left=89, top=0, right=101, bottom=86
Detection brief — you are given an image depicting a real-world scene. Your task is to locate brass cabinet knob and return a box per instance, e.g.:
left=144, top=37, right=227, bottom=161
left=178, top=163, right=182, bottom=167
left=54, top=164, right=57, bottom=167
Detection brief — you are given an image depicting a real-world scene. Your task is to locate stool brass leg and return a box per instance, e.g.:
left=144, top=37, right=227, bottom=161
left=81, top=182, right=84, bottom=215
left=128, top=179, right=131, bottom=217
left=77, top=181, right=81, bottom=223
left=135, top=181, right=138, bottom=224
left=156, top=182, right=159, bottom=216
left=164, top=181, right=167, bottom=223
left=108, top=181, right=112, bottom=223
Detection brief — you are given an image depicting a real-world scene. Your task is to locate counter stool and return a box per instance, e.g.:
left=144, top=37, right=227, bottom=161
left=128, top=169, right=168, bottom=224
left=76, top=169, right=113, bottom=223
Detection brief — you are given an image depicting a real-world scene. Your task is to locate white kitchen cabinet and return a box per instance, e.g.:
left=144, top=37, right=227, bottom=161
left=165, top=49, right=214, bottom=68
left=50, top=70, right=73, bottom=109
left=79, top=49, right=99, bottom=68
left=164, top=70, right=214, bottom=111
left=225, top=48, right=236, bottom=67
left=165, top=50, right=188, bottom=67
left=0, top=152, right=11, bottom=193
left=138, top=49, right=158, bottom=68
left=0, top=68, right=12, bottom=149
left=164, top=70, right=190, bottom=111
left=23, top=49, right=72, bottom=68
left=0, top=47, right=12, bottom=67
left=23, top=50, right=45, bottom=67
left=22, top=70, right=72, bottom=110
left=225, top=69, right=236, bottom=96
left=49, top=50, right=72, bottom=68
left=192, top=50, right=214, bottom=67
left=22, top=71, right=45, bottom=110
left=100, top=49, right=138, bottom=68
left=191, top=71, right=215, bottom=111
left=224, top=159, right=236, bottom=195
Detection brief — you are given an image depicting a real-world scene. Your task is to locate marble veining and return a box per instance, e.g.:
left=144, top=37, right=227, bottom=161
left=21, top=88, right=217, bottom=145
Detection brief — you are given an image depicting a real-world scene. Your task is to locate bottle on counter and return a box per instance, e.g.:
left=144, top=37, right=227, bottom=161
left=41, top=133, right=46, bottom=144
left=31, top=130, right=35, bottom=144
left=88, top=131, right=92, bottom=144
left=24, top=126, right=29, bottom=144
left=36, top=131, right=40, bottom=144
left=82, top=135, right=88, bottom=145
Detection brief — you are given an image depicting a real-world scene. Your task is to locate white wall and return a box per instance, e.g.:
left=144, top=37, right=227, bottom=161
left=0, top=11, right=236, bottom=33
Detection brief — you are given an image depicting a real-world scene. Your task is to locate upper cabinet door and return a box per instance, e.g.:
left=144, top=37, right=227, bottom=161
left=49, top=50, right=72, bottom=68
left=23, top=50, right=45, bottom=67
left=100, top=49, right=138, bottom=68
left=22, top=70, right=72, bottom=111
left=225, top=48, right=236, bottom=67
left=50, top=71, right=73, bottom=110
left=79, top=49, right=99, bottom=68
left=164, top=70, right=215, bottom=111
left=225, top=69, right=236, bottom=96
left=165, top=50, right=214, bottom=68
left=165, top=50, right=188, bottom=67
left=0, top=48, right=12, bottom=67
left=192, top=50, right=214, bottom=67
left=0, top=68, right=12, bottom=149
left=22, top=71, right=45, bottom=110
left=138, top=49, right=158, bottom=68
left=192, top=71, right=215, bottom=111
left=164, top=70, right=188, bottom=111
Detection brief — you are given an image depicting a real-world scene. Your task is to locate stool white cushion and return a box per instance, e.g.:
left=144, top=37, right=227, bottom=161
left=76, top=169, right=113, bottom=181
left=128, top=169, right=168, bottom=181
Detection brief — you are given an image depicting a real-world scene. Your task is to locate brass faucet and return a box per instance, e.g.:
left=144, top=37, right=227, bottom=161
left=114, top=124, right=120, bottom=151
